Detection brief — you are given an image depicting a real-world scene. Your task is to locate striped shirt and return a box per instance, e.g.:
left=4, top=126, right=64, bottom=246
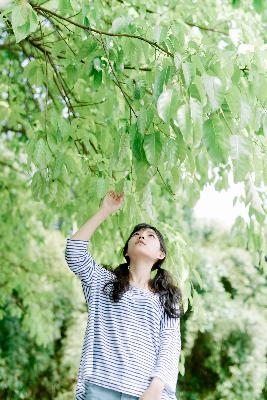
left=65, top=238, right=181, bottom=400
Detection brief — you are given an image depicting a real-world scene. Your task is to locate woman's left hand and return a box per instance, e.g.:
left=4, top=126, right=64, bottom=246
left=139, top=386, right=162, bottom=400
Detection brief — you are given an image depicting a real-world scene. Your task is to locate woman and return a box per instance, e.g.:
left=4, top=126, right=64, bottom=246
left=65, top=191, right=183, bottom=400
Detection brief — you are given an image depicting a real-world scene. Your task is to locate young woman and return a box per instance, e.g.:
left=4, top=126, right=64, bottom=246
left=65, top=191, right=183, bottom=400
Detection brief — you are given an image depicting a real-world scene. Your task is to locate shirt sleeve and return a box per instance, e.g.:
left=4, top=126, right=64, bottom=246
left=64, top=238, right=111, bottom=288
left=149, top=307, right=182, bottom=396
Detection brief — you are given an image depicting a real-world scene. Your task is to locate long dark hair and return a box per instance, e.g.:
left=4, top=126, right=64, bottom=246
left=102, top=223, right=184, bottom=319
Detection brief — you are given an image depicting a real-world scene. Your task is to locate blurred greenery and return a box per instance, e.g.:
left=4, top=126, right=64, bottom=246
left=1, top=0, right=267, bottom=398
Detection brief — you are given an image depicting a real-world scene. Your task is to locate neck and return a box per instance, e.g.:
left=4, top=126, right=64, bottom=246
left=128, top=268, right=151, bottom=287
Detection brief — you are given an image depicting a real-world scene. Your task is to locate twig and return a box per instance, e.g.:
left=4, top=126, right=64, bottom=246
left=31, top=4, right=174, bottom=57
left=99, top=34, right=137, bottom=117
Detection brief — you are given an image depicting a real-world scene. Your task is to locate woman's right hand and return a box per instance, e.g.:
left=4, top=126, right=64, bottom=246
left=101, top=191, right=125, bottom=214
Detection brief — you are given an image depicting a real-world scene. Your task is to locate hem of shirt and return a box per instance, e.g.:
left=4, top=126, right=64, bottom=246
left=85, top=375, right=143, bottom=398
left=82, top=375, right=177, bottom=400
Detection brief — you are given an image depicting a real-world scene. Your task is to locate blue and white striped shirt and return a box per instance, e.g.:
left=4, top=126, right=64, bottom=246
left=65, top=238, right=181, bottom=400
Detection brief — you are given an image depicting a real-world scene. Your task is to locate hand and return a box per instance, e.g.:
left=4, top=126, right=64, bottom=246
left=101, top=190, right=125, bottom=215
left=139, top=386, right=162, bottom=400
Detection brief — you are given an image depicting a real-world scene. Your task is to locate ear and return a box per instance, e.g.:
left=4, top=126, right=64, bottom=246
left=159, top=251, right=165, bottom=260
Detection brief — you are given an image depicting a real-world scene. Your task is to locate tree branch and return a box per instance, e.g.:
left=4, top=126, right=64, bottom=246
left=31, top=4, right=174, bottom=57
left=99, top=33, right=137, bottom=117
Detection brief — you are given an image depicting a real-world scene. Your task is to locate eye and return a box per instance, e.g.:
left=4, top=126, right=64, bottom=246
left=133, top=232, right=155, bottom=237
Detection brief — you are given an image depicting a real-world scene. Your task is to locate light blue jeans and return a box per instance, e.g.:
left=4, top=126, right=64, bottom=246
left=85, top=380, right=140, bottom=400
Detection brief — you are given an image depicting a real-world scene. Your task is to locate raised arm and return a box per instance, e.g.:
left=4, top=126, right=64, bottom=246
left=65, top=191, right=125, bottom=286
left=70, top=207, right=110, bottom=241
left=70, top=190, right=125, bottom=241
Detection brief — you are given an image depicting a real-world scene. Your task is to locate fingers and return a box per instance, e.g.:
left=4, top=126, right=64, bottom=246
left=109, top=191, right=124, bottom=200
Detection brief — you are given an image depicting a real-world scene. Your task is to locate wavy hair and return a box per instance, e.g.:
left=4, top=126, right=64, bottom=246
left=102, top=222, right=184, bottom=319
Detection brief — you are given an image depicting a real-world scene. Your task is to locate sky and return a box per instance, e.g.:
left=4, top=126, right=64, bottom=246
left=193, top=175, right=250, bottom=230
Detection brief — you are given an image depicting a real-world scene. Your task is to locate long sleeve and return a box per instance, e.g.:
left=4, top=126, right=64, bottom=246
left=150, top=307, right=182, bottom=396
left=64, top=238, right=110, bottom=288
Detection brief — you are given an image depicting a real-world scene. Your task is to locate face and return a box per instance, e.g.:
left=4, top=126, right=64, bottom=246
left=125, top=228, right=165, bottom=266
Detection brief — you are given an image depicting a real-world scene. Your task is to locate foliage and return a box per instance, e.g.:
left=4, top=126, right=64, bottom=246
left=179, top=220, right=267, bottom=400
left=0, top=0, right=267, bottom=398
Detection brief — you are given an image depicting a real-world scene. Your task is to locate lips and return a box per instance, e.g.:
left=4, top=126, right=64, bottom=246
left=136, top=240, right=146, bottom=245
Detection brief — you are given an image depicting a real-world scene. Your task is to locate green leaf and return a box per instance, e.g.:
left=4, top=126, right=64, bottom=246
left=0, top=100, right=10, bottom=121
left=133, top=158, right=151, bottom=193
left=47, top=180, right=58, bottom=203
left=190, top=97, right=203, bottom=147
left=93, top=70, right=102, bottom=88
left=11, top=4, right=29, bottom=26
left=170, top=121, right=187, bottom=162
left=182, top=62, right=195, bottom=88
left=33, top=138, right=53, bottom=169
left=33, top=138, right=47, bottom=170
left=232, top=0, right=241, bottom=7
left=230, top=135, right=251, bottom=160
left=191, top=55, right=205, bottom=74
left=137, top=109, right=147, bottom=134
left=59, top=0, right=73, bottom=13
left=225, top=86, right=240, bottom=116
left=53, top=156, right=64, bottom=179
left=157, top=87, right=180, bottom=123
left=203, top=116, right=230, bottom=164
left=66, top=64, right=77, bottom=86
left=230, top=135, right=252, bottom=182
left=202, top=74, right=225, bottom=111
left=47, top=132, right=58, bottom=154
left=11, top=3, right=39, bottom=43
left=173, top=103, right=193, bottom=145
left=31, top=171, right=45, bottom=200
left=253, top=0, right=265, bottom=12
left=240, top=99, right=252, bottom=129
left=153, top=66, right=169, bottom=101
left=174, top=52, right=183, bottom=70
left=143, top=131, right=162, bottom=166
left=130, top=124, right=147, bottom=163
left=61, top=164, right=70, bottom=184
left=253, top=73, right=267, bottom=102
left=190, top=97, right=202, bottom=124
left=191, top=75, right=207, bottom=106
left=134, top=80, right=146, bottom=100
left=153, top=25, right=169, bottom=44
left=22, top=60, right=44, bottom=86
left=245, top=174, right=264, bottom=215
left=110, top=16, right=132, bottom=33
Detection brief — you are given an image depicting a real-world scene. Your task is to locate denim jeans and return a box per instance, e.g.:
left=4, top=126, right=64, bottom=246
left=85, top=380, right=140, bottom=400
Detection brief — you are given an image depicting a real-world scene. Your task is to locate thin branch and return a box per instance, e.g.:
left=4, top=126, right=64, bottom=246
left=27, top=37, right=75, bottom=116
left=124, top=65, right=152, bottom=71
left=0, top=40, right=17, bottom=49
left=106, top=0, right=227, bottom=34
left=184, top=20, right=227, bottom=35
left=0, top=159, right=26, bottom=175
left=99, top=34, right=136, bottom=117
left=71, top=99, right=107, bottom=107
left=38, top=7, right=76, bottom=34
left=0, top=124, right=26, bottom=135
left=39, top=20, right=48, bottom=134
left=31, top=4, right=174, bottom=57
left=156, top=167, right=176, bottom=198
